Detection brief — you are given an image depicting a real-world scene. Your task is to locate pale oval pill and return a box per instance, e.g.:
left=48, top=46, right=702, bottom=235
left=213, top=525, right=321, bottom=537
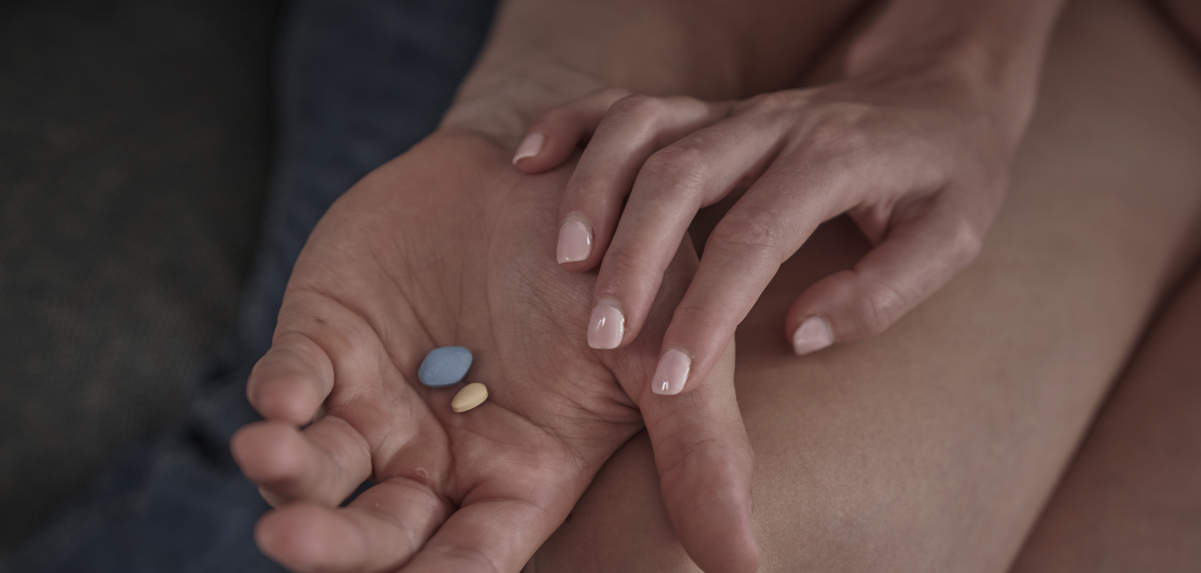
left=451, top=383, right=488, bottom=413
left=418, top=346, right=473, bottom=388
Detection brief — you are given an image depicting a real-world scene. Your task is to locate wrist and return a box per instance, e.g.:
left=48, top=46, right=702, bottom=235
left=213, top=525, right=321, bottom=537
left=844, top=0, right=1067, bottom=145
left=847, top=38, right=1040, bottom=150
left=440, top=56, right=608, bottom=146
left=439, top=0, right=761, bottom=144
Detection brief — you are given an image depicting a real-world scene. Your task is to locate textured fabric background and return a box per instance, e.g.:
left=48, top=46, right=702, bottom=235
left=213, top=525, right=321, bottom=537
left=0, top=0, right=277, bottom=552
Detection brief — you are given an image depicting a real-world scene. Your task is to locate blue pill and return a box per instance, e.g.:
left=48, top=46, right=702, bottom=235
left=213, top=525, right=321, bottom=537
left=418, top=346, right=473, bottom=388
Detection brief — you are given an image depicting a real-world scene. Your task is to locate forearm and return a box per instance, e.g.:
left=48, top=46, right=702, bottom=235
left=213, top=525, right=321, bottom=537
left=443, top=0, right=862, bottom=142
left=847, top=0, right=1069, bottom=140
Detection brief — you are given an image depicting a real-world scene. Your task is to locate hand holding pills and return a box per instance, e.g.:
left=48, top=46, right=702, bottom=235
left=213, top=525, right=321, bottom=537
left=229, top=134, right=757, bottom=573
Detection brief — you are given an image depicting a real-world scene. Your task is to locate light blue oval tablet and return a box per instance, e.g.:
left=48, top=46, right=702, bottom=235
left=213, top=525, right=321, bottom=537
left=418, top=346, right=473, bottom=388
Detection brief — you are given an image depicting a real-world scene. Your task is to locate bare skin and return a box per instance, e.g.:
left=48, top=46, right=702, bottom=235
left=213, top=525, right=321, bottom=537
left=230, top=0, right=1201, bottom=571
left=1010, top=271, right=1201, bottom=572
left=230, top=137, right=758, bottom=573
left=529, top=0, right=1201, bottom=570
left=232, top=1, right=878, bottom=572
left=513, top=0, right=1067, bottom=399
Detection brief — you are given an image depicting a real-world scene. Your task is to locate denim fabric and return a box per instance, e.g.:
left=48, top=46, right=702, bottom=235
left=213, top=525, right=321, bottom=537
left=3, top=0, right=496, bottom=570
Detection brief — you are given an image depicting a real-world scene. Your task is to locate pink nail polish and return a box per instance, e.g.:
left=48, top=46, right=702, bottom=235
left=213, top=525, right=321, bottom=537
left=512, top=132, right=544, bottom=164
left=587, top=298, right=624, bottom=349
left=652, top=349, right=691, bottom=395
left=557, top=220, right=593, bottom=264
left=792, top=316, right=833, bottom=356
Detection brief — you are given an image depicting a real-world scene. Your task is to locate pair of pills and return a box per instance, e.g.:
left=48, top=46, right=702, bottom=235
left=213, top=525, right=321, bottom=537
left=417, top=346, right=487, bottom=413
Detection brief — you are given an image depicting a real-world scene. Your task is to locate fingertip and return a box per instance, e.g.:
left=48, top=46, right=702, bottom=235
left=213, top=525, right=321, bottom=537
left=650, top=348, right=691, bottom=396
left=785, top=266, right=906, bottom=351
left=682, top=467, right=759, bottom=573
left=256, top=503, right=365, bottom=573
left=258, top=485, right=289, bottom=509
left=247, top=332, right=335, bottom=423
left=511, top=131, right=545, bottom=168
left=514, top=110, right=586, bottom=173
left=518, top=87, right=636, bottom=174
left=790, top=314, right=834, bottom=356
left=231, top=421, right=307, bottom=487
left=258, top=378, right=323, bottom=426
left=248, top=361, right=325, bottom=426
left=787, top=211, right=986, bottom=349
left=556, top=217, right=595, bottom=266
left=587, top=297, right=626, bottom=350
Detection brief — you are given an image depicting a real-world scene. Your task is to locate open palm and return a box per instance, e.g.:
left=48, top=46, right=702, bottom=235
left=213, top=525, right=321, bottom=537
left=230, top=132, right=758, bottom=573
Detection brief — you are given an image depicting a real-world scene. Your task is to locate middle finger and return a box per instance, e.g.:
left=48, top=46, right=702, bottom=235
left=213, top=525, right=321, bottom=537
left=587, top=112, right=786, bottom=350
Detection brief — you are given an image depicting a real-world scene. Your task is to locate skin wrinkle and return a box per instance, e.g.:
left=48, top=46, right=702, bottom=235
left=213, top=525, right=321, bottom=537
left=257, top=331, right=335, bottom=395
left=426, top=541, right=506, bottom=573
left=451, top=146, right=655, bottom=543
left=289, top=286, right=410, bottom=408
left=506, top=342, right=634, bottom=436
left=372, top=383, right=443, bottom=473
left=355, top=479, right=445, bottom=562
left=271, top=316, right=371, bottom=406
left=486, top=266, right=636, bottom=467
left=477, top=188, right=639, bottom=438
left=244, top=127, right=735, bottom=569
left=444, top=397, right=592, bottom=489
left=315, top=415, right=375, bottom=490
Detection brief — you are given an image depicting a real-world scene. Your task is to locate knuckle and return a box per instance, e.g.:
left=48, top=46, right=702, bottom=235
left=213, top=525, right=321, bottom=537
left=640, top=145, right=710, bottom=201
left=600, top=245, right=652, bottom=282
left=855, top=279, right=906, bottom=336
left=671, top=299, right=736, bottom=335
left=806, top=114, right=869, bottom=154
left=645, top=144, right=707, bottom=178
left=655, top=435, right=724, bottom=479
left=745, top=89, right=803, bottom=113
left=610, top=93, right=667, bottom=122
left=707, top=215, right=784, bottom=259
left=943, top=216, right=985, bottom=268
left=565, top=169, right=605, bottom=202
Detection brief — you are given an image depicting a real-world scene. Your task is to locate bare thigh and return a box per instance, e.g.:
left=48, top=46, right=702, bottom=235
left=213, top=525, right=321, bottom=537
left=1010, top=270, right=1201, bottom=571
left=1008, top=271, right=1201, bottom=571
left=1008, top=6, right=1201, bottom=569
left=529, top=0, right=1201, bottom=571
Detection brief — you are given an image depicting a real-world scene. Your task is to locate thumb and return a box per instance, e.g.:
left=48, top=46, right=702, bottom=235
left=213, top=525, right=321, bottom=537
left=611, top=234, right=759, bottom=572
left=640, top=341, right=759, bottom=573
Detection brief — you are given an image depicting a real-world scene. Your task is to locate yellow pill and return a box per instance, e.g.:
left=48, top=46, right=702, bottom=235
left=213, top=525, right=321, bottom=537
left=451, top=383, right=488, bottom=413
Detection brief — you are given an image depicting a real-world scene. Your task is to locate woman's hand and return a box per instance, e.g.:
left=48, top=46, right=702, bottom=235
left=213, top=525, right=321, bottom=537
left=513, top=63, right=1016, bottom=395
left=229, top=132, right=757, bottom=573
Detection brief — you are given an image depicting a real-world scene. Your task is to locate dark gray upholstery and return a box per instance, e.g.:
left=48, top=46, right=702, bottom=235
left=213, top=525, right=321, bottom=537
left=0, top=0, right=277, bottom=551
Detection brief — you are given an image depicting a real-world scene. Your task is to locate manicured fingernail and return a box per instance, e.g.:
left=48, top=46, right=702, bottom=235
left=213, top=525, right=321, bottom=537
left=652, top=348, right=691, bottom=395
left=792, top=316, right=833, bottom=356
left=557, top=220, right=593, bottom=264
left=512, top=132, right=544, bottom=164
left=587, top=298, right=624, bottom=349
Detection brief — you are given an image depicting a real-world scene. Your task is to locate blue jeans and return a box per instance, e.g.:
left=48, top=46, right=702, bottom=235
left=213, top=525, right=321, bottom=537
left=3, top=1, right=496, bottom=570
